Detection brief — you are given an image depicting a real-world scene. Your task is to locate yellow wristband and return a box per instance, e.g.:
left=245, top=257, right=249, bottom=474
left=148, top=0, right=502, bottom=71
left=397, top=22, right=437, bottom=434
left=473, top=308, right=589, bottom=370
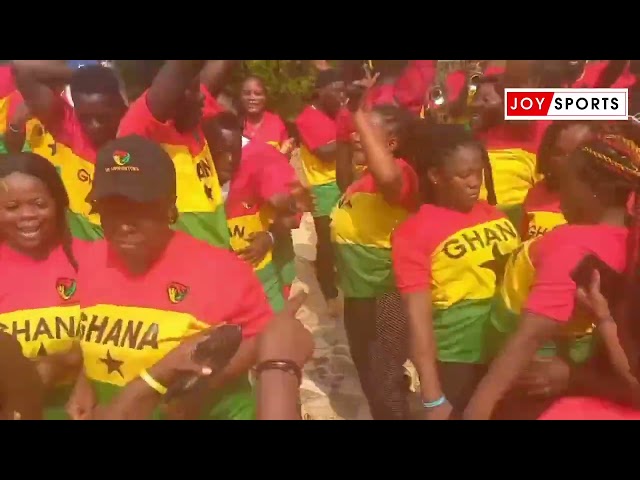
left=139, top=369, right=168, bottom=395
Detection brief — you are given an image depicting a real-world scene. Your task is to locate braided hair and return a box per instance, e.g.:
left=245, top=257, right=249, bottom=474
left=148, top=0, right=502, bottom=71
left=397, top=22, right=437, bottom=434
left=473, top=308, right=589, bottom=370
left=0, top=153, right=78, bottom=271
left=537, top=121, right=598, bottom=189
left=571, top=136, right=640, bottom=342
left=410, top=121, right=497, bottom=206
left=369, top=104, right=417, bottom=160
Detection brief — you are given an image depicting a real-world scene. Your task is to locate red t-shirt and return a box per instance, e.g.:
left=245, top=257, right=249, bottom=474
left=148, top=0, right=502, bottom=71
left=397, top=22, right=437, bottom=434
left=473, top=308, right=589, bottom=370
left=77, top=231, right=272, bottom=390
left=118, top=90, right=206, bottom=155
left=525, top=224, right=628, bottom=323
left=392, top=201, right=511, bottom=294
left=79, top=231, right=272, bottom=340
left=0, top=240, right=88, bottom=358
left=243, top=110, right=287, bottom=147
left=0, top=65, right=15, bottom=98
left=295, top=106, right=336, bottom=151
left=227, top=142, right=295, bottom=221
left=539, top=397, right=640, bottom=420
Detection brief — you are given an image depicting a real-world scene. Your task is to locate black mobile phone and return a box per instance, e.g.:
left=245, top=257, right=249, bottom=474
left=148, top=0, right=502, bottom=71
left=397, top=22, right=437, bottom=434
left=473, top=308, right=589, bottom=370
left=570, top=254, right=623, bottom=306
left=164, top=324, right=243, bottom=401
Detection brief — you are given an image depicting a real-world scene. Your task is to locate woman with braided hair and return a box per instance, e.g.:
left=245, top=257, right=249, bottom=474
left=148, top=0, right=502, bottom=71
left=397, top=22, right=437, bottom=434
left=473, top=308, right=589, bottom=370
left=0, top=152, right=87, bottom=419
left=521, top=121, right=597, bottom=240
left=391, top=122, right=519, bottom=419
left=465, top=134, right=640, bottom=420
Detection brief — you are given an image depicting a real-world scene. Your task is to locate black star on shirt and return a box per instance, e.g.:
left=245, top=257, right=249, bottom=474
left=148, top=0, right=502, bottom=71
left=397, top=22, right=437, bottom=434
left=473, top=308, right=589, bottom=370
left=36, top=343, right=48, bottom=357
left=204, top=185, right=213, bottom=200
left=480, top=243, right=512, bottom=284
left=99, top=350, right=124, bottom=378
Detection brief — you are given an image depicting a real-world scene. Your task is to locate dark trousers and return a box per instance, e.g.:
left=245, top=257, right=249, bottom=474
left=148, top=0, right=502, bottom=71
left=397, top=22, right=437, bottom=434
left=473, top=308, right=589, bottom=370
left=343, top=293, right=410, bottom=420
left=437, top=362, right=487, bottom=413
left=313, top=216, right=338, bottom=300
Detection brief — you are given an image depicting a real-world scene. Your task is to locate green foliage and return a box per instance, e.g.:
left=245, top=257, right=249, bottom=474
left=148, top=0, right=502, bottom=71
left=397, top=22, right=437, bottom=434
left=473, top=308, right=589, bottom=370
left=229, top=60, right=317, bottom=121
left=113, top=60, right=318, bottom=120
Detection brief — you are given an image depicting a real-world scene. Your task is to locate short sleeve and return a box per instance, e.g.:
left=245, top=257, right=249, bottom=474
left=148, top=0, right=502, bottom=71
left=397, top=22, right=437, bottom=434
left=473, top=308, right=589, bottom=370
left=6, top=90, right=23, bottom=122
left=335, top=108, right=354, bottom=143
left=296, top=109, right=336, bottom=151
left=392, top=215, right=432, bottom=293
left=524, top=245, right=584, bottom=323
left=272, top=113, right=288, bottom=144
left=218, top=254, right=273, bottom=338
left=0, top=65, right=16, bottom=98
left=41, top=96, right=81, bottom=145
left=117, top=90, right=166, bottom=139
left=396, top=160, right=419, bottom=210
left=200, top=83, right=225, bottom=120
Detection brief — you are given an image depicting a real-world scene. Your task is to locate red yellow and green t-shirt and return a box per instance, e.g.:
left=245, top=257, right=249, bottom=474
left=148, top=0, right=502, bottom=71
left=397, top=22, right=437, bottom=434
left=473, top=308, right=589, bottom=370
left=243, top=110, right=287, bottom=150
left=227, top=141, right=296, bottom=312
left=77, top=231, right=273, bottom=420
left=477, top=122, right=548, bottom=228
left=392, top=201, right=520, bottom=364
left=118, top=89, right=229, bottom=249
left=521, top=179, right=566, bottom=240
left=490, top=224, right=628, bottom=363
left=0, top=240, right=87, bottom=419
left=295, top=105, right=341, bottom=218
left=24, top=95, right=103, bottom=240
left=0, top=65, right=16, bottom=154
left=331, top=157, right=418, bottom=298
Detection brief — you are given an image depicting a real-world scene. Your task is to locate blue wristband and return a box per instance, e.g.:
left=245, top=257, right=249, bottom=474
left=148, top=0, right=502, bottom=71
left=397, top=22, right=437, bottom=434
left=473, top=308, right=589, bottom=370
left=422, top=396, right=447, bottom=409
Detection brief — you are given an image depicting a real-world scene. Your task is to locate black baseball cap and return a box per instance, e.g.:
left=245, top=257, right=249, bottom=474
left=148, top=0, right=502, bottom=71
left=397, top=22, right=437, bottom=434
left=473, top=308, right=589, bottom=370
left=88, top=135, right=176, bottom=204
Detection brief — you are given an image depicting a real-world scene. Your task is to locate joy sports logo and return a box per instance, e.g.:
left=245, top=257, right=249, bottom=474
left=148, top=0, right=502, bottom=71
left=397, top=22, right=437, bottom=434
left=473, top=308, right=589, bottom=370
left=56, top=278, right=77, bottom=301
left=113, top=150, right=131, bottom=166
left=167, top=282, right=189, bottom=304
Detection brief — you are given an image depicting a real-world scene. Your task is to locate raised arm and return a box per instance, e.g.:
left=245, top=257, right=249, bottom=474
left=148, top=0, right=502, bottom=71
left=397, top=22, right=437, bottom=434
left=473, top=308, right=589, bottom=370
left=353, top=108, right=403, bottom=203
left=12, top=60, right=71, bottom=127
left=200, top=60, right=240, bottom=97
left=145, top=60, right=207, bottom=122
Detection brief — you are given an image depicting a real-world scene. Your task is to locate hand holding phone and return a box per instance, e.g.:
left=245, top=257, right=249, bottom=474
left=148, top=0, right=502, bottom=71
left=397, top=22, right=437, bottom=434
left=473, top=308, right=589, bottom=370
left=571, top=254, right=623, bottom=310
left=164, top=324, right=242, bottom=401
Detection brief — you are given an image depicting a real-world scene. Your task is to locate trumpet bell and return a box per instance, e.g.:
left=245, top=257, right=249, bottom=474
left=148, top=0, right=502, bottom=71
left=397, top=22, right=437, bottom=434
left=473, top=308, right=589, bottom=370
left=430, top=86, right=446, bottom=107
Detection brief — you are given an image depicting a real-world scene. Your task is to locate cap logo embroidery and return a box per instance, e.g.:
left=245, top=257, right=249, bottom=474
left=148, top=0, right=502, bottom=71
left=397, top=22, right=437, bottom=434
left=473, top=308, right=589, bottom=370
left=113, top=150, right=131, bottom=166
left=106, top=150, right=140, bottom=173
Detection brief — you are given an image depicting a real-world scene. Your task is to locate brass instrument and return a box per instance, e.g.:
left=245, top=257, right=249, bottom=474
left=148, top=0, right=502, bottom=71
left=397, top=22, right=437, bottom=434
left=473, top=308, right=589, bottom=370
left=466, top=60, right=484, bottom=102
left=425, top=62, right=449, bottom=122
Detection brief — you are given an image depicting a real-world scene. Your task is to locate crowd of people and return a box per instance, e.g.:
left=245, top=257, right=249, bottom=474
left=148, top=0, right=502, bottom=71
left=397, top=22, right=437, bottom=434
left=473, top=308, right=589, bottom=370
left=2, top=59, right=640, bottom=420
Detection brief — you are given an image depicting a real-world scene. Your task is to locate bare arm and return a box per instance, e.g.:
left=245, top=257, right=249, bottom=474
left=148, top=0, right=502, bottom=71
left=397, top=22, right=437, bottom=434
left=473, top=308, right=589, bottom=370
left=5, top=99, right=29, bottom=153
left=146, top=60, right=207, bottom=123
left=336, top=141, right=354, bottom=192
left=353, top=109, right=403, bottom=203
left=401, top=291, right=443, bottom=402
left=257, top=370, right=301, bottom=420
left=12, top=60, right=71, bottom=126
left=94, top=372, right=164, bottom=420
left=313, top=142, right=338, bottom=163
left=35, top=343, right=83, bottom=392
left=464, top=313, right=558, bottom=420
left=200, top=60, right=240, bottom=97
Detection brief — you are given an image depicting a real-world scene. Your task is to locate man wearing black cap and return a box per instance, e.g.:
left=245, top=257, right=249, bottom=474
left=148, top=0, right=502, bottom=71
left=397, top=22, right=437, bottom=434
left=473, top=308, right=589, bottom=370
left=294, top=69, right=345, bottom=318
left=73, top=134, right=273, bottom=420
